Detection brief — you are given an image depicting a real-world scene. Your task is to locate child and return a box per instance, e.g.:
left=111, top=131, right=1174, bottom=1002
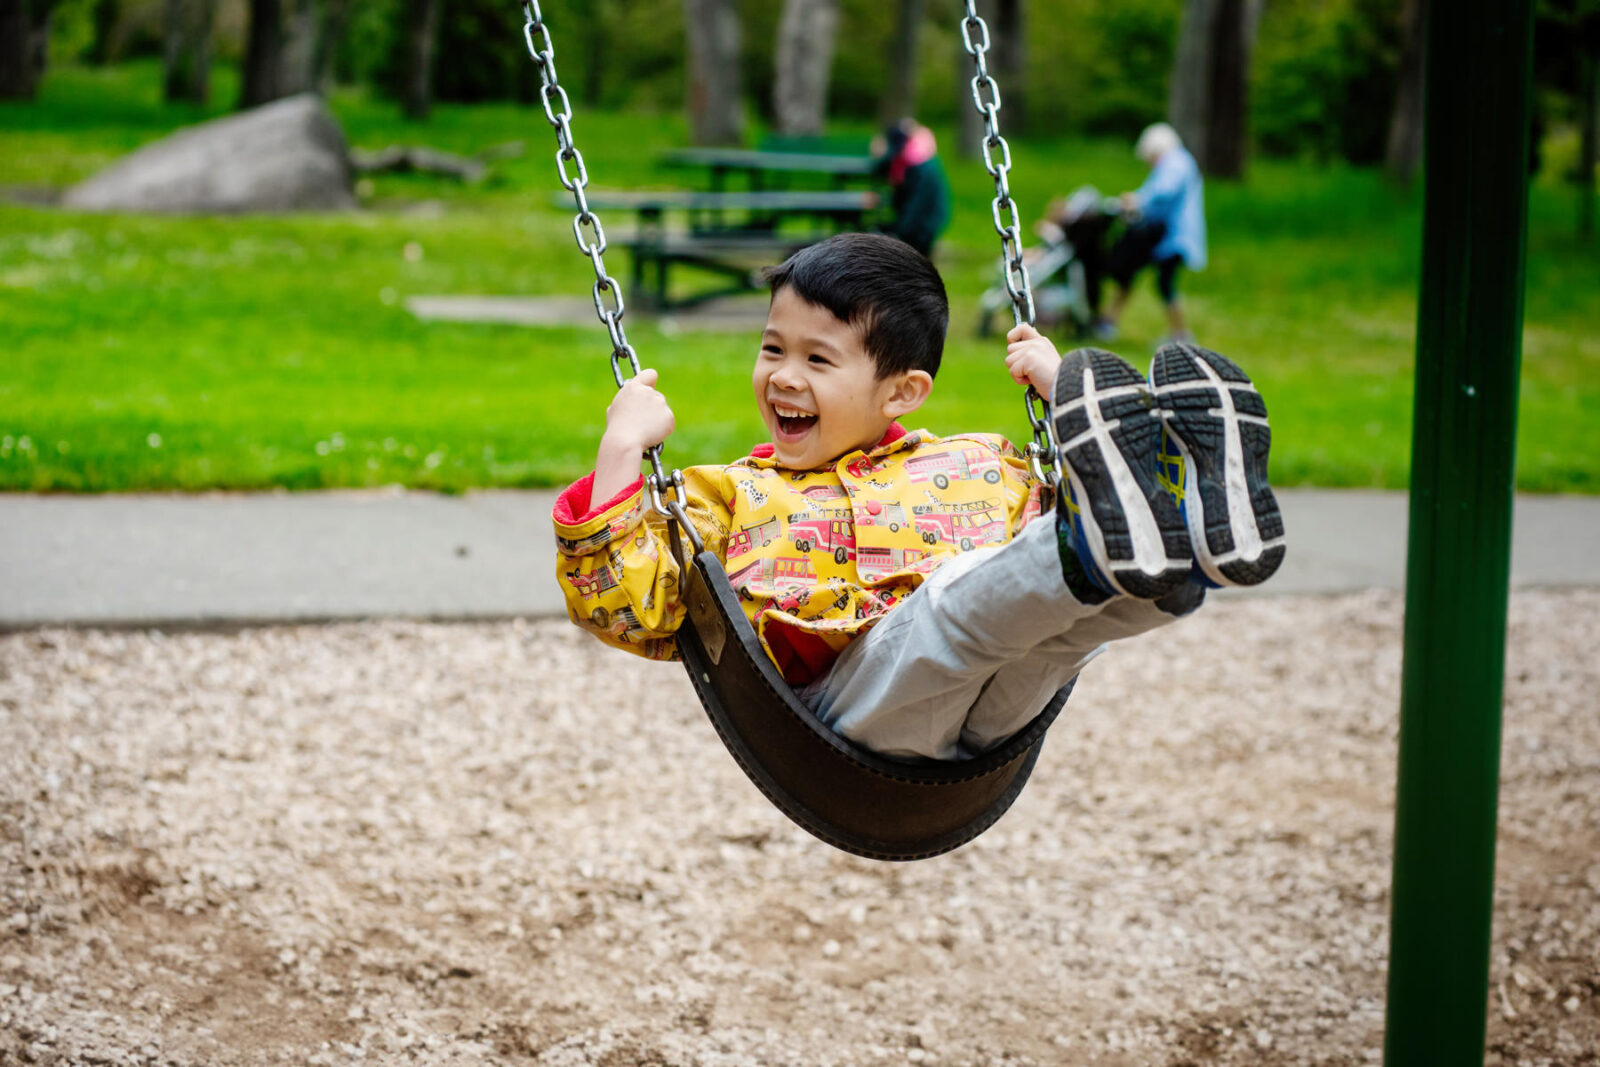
left=553, top=233, right=1283, bottom=761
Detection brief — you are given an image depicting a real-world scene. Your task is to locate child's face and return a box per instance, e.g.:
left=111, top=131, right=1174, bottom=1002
left=753, top=287, right=928, bottom=470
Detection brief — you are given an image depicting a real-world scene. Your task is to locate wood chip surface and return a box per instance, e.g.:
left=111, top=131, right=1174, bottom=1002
left=2, top=590, right=1596, bottom=1065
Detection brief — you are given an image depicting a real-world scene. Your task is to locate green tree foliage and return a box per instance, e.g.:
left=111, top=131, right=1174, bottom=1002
left=335, top=0, right=397, bottom=86
left=1534, top=0, right=1600, bottom=148
left=1058, top=0, right=1183, bottom=137
left=419, top=0, right=683, bottom=110
left=44, top=0, right=106, bottom=63
left=1252, top=0, right=1404, bottom=163
left=41, top=0, right=1431, bottom=172
left=1535, top=0, right=1600, bottom=98
left=1535, top=0, right=1600, bottom=236
left=422, top=0, right=535, bottom=106
left=49, top=0, right=166, bottom=63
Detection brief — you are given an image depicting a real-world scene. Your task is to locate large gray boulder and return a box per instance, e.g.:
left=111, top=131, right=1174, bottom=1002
left=62, top=94, right=356, bottom=214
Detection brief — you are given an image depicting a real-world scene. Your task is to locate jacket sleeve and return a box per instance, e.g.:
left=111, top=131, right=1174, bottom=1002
left=1135, top=156, right=1188, bottom=225
left=889, top=160, right=952, bottom=249
left=945, top=432, right=1048, bottom=534
left=999, top=439, right=1048, bottom=533
left=552, top=466, right=730, bottom=662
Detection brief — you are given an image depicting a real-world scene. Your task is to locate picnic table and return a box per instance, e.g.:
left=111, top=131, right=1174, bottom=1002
left=562, top=148, right=886, bottom=311
left=578, top=188, right=880, bottom=310
left=660, top=147, right=877, bottom=192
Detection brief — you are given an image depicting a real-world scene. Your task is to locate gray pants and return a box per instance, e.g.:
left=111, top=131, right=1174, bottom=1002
left=800, top=516, right=1199, bottom=761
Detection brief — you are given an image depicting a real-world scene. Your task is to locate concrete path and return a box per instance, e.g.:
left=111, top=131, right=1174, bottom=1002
left=1, top=489, right=1596, bottom=629
left=407, top=294, right=770, bottom=333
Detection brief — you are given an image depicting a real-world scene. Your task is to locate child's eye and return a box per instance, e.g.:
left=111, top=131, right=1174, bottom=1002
left=808, top=354, right=831, bottom=365
left=761, top=344, right=782, bottom=356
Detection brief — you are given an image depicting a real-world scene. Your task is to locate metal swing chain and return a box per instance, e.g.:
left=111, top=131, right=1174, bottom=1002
left=519, top=1, right=700, bottom=543
left=960, top=2, right=1061, bottom=495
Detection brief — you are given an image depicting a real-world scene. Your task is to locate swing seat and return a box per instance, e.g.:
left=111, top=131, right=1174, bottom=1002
left=676, top=548, right=1074, bottom=862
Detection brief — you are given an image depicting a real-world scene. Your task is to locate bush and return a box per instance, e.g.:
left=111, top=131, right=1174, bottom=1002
left=428, top=1, right=543, bottom=105
left=49, top=0, right=165, bottom=64
left=1252, top=0, right=1404, bottom=163
left=911, top=0, right=1181, bottom=138
left=359, top=0, right=683, bottom=112
left=1068, top=0, right=1183, bottom=138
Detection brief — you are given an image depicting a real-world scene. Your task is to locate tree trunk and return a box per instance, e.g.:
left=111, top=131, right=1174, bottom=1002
left=163, top=0, right=215, bottom=105
left=1168, top=0, right=1219, bottom=166
left=0, top=0, right=35, bottom=100
left=685, top=0, right=744, bottom=146
left=773, top=0, right=839, bottom=137
left=879, top=0, right=923, bottom=126
left=0, top=0, right=55, bottom=100
left=26, top=0, right=50, bottom=90
left=1203, top=0, right=1258, bottom=178
left=1168, top=0, right=1261, bottom=178
left=1384, top=0, right=1427, bottom=185
left=88, top=0, right=117, bottom=64
left=163, top=0, right=185, bottom=100
left=400, top=0, right=440, bottom=120
left=278, top=0, right=318, bottom=96
left=239, top=0, right=283, bottom=108
left=582, top=0, right=608, bottom=107
left=956, top=0, right=997, bottom=158
left=191, top=0, right=214, bottom=104
left=311, top=0, right=351, bottom=93
left=992, top=0, right=1025, bottom=132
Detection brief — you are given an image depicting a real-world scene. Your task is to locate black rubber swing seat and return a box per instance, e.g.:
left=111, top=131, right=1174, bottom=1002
left=674, top=546, right=1074, bottom=862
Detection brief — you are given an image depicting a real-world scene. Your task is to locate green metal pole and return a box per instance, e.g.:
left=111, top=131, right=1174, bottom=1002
left=1383, top=2, right=1534, bottom=1064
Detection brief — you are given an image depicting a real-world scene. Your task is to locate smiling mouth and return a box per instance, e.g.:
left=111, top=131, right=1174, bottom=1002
left=772, top=404, right=818, bottom=439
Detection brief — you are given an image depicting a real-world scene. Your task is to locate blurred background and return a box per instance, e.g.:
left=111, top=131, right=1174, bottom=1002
left=1, top=0, right=1595, bottom=496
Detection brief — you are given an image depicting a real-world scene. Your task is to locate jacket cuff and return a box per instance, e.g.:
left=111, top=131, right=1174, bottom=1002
left=553, top=472, right=647, bottom=555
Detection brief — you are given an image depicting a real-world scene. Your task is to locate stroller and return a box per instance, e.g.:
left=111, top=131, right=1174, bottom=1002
left=977, top=186, right=1123, bottom=339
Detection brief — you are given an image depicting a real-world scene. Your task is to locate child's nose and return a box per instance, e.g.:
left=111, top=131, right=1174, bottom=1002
left=770, top=363, right=804, bottom=390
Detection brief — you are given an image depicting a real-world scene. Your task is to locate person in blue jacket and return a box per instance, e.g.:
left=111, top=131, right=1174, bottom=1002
left=1096, top=122, right=1207, bottom=344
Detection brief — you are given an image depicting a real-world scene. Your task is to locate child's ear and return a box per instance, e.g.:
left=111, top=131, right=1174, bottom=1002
left=880, top=370, right=933, bottom=419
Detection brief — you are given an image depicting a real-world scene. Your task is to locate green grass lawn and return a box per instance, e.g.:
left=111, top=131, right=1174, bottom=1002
left=2, top=61, right=1596, bottom=493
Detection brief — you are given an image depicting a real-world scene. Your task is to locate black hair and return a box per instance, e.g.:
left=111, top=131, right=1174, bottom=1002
left=763, top=232, right=948, bottom=379
left=881, top=121, right=911, bottom=159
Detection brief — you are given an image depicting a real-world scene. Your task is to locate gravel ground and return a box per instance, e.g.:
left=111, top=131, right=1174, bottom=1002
left=2, top=590, right=1596, bottom=1067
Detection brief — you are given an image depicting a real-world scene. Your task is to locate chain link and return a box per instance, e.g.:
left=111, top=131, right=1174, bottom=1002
left=961, top=0, right=1058, bottom=494
left=521, top=1, right=697, bottom=541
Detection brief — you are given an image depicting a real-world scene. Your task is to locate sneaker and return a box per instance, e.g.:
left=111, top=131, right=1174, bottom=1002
left=1052, top=348, right=1193, bottom=599
left=1150, top=342, right=1286, bottom=587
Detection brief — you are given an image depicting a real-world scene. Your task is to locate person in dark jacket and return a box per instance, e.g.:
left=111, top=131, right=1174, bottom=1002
left=871, top=119, right=952, bottom=258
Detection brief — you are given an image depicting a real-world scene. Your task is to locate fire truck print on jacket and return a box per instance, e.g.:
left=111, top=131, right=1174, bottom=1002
left=553, top=425, right=1044, bottom=684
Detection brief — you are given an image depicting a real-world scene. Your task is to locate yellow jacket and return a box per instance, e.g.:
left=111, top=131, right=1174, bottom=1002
left=552, top=424, right=1045, bottom=684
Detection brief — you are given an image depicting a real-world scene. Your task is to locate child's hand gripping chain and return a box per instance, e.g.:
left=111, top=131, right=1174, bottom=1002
left=1003, top=322, right=1063, bottom=395
left=593, top=368, right=676, bottom=504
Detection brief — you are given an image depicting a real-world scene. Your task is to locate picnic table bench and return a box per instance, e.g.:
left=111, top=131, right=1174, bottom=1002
left=577, top=189, right=880, bottom=310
